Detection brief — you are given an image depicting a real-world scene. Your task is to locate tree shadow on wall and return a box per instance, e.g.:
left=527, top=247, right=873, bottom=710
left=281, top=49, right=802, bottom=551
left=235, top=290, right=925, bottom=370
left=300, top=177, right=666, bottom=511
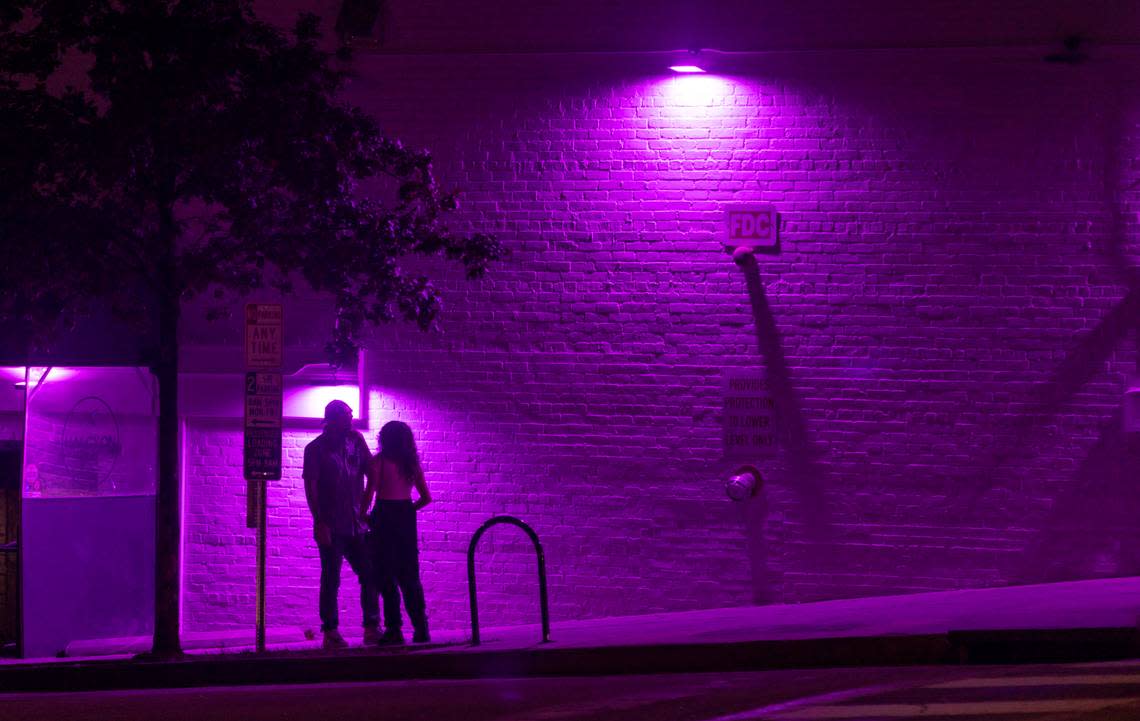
left=1012, top=411, right=1140, bottom=584
left=738, top=254, right=832, bottom=550
left=959, top=287, right=1140, bottom=509
left=961, top=88, right=1140, bottom=510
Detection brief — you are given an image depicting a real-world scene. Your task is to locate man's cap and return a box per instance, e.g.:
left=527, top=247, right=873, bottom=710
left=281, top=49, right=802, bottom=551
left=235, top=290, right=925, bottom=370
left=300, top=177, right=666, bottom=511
left=323, top=399, right=353, bottom=421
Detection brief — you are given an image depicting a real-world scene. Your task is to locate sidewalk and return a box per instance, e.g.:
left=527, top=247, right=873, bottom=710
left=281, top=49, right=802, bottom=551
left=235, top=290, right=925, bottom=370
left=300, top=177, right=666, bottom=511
left=2, top=576, right=1139, bottom=692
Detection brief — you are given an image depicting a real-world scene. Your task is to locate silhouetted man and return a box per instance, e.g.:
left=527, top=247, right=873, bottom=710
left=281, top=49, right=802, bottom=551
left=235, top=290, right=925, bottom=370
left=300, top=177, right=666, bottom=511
left=303, top=400, right=380, bottom=649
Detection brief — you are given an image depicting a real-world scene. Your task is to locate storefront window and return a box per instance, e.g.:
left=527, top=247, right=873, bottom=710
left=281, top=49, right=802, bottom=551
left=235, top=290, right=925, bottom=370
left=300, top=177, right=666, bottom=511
left=23, top=367, right=156, bottom=498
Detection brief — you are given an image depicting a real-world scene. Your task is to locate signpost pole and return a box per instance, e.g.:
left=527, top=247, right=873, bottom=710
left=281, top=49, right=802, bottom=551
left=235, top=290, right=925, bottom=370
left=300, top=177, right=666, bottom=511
left=243, top=303, right=283, bottom=654
left=256, top=476, right=267, bottom=652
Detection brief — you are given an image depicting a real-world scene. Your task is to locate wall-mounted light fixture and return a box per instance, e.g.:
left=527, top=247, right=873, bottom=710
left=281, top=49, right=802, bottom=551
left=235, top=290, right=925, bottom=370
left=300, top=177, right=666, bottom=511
left=669, top=49, right=709, bottom=74
left=336, top=0, right=383, bottom=45
left=282, top=351, right=368, bottom=428
left=1043, top=35, right=1087, bottom=65
left=178, top=351, right=369, bottom=429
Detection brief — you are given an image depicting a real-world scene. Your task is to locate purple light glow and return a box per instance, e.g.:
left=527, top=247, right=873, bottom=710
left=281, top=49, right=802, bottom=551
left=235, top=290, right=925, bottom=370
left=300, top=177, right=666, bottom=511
left=668, top=65, right=706, bottom=74
left=282, top=384, right=362, bottom=420
left=659, top=73, right=734, bottom=111
left=2, top=366, right=77, bottom=386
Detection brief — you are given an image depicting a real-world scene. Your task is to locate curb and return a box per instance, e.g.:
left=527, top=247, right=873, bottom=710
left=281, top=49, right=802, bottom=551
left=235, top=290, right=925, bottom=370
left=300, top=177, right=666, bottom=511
left=0, top=635, right=951, bottom=693
left=950, top=627, right=1140, bottom=664
left=0, top=629, right=1136, bottom=693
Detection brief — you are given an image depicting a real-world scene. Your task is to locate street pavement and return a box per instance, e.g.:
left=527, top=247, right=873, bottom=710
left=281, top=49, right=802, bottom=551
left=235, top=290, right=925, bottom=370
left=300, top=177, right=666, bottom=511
left=5, top=661, right=1140, bottom=720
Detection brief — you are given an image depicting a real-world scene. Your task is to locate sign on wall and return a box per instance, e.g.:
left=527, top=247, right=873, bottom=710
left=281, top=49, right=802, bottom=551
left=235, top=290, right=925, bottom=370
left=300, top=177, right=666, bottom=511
left=245, top=303, right=283, bottom=368
left=723, top=369, right=776, bottom=458
left=62, top=396, right=121, bottom=493
left=725, top=205, right=779, bottom=253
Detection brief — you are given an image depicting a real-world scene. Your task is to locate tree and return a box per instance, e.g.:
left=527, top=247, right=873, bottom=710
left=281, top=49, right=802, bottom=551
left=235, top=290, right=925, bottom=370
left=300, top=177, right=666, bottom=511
left=0, top=0, right=503, bottom=657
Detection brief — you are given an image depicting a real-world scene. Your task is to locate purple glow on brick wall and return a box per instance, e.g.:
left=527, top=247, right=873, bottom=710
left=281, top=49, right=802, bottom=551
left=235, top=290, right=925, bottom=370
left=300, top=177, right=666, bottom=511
left=282, top=384, right=361, bottom=420
left=2, top=367, right=77, bottom=386
left=656, top=73, right=736, bottom=112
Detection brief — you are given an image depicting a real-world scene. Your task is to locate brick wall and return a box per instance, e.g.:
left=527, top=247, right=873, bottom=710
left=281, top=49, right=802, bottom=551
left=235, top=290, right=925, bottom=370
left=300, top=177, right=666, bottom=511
left=182, top=46, right=1140, bottom=635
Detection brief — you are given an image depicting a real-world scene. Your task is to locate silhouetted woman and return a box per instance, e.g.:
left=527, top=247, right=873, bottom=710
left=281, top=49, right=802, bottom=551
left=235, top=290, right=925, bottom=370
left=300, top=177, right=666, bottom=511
left=360, top=420, right=432, bottom=644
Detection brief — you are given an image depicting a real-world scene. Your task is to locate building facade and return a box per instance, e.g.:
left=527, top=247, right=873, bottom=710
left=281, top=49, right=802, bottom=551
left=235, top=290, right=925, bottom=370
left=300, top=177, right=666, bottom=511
left=174, top=1, right=1140, bottom=636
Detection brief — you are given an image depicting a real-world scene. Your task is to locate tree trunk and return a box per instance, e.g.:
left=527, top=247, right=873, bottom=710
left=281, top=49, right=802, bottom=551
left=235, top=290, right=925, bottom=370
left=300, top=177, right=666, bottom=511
left=151, top=210, right=183, bottom=658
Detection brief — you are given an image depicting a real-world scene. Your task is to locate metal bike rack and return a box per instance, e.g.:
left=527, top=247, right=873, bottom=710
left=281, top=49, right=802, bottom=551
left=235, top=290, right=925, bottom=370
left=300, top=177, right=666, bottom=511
left=467, top=515, right=550, bottom=645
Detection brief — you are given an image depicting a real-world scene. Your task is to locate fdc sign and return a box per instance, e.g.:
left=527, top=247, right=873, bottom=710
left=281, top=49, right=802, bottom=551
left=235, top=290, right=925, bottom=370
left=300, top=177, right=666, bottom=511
left=725, top=205, right=779, bottom=253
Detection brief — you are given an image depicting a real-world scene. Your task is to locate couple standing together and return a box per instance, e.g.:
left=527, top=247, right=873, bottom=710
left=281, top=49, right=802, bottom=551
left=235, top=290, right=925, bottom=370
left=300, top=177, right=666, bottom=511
left=303, top=400, right=431, bottom=649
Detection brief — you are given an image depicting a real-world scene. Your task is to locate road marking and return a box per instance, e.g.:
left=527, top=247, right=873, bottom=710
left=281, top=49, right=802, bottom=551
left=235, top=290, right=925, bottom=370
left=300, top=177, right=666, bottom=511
left=930, top=673, right=1140, bottom=689
left=772, top=698, right=1136, bottom=719
left=496, top=687, right=700, bottom=721
left=1063, top=661, right=1140, bottom=673
left=701, top=682, right=919, bottom=721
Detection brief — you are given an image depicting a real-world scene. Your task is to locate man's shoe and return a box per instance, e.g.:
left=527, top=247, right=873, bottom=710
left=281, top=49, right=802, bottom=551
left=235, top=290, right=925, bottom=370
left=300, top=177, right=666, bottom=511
left=322, top=629, right=348, bottom=650
left=375, top=628, right=405, bottom=646
left=412, top=627, right=430, bottom=644
left=362, top=626, right=382, bottom=645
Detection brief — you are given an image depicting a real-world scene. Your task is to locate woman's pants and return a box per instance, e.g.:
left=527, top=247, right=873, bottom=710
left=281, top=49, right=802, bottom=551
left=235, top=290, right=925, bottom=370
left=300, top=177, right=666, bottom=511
left=371, top=500, right=427, bottom=632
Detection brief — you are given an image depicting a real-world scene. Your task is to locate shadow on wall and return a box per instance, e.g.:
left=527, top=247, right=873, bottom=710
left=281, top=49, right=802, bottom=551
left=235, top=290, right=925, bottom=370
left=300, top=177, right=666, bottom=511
left=1015, top=411, right=1140, bottom=583
left=737, top=252, right=832, bottom=545
left=736, top=488, right=771, bottom=604
left=959, top=83, right=1140, bottom=509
